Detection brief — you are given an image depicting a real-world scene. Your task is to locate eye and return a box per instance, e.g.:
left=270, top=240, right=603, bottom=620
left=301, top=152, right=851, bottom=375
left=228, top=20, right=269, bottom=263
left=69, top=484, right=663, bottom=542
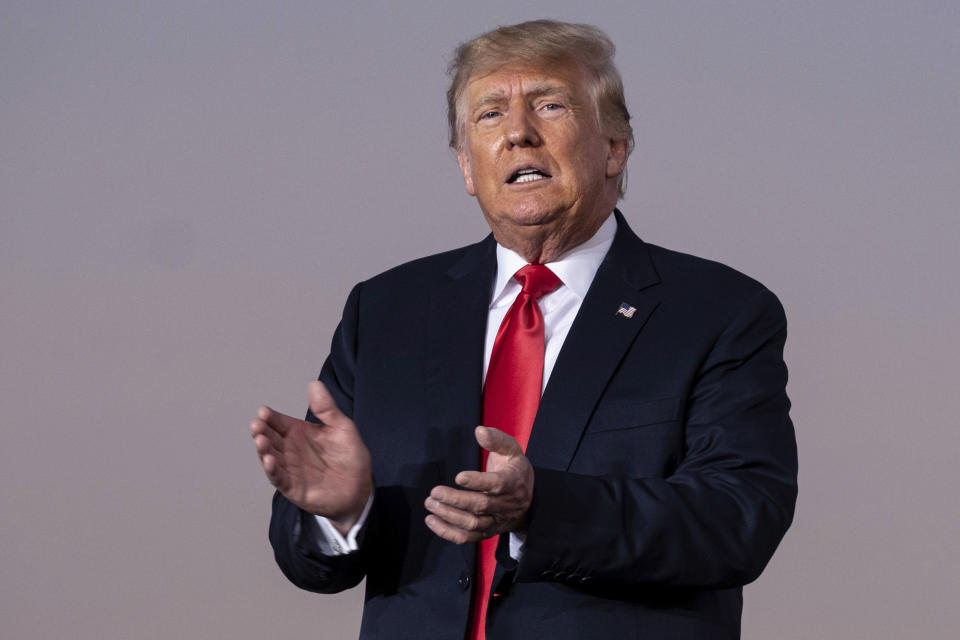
left=538, top=102, right=566, bottom=116
left=479, top=111, right=501, bottom=120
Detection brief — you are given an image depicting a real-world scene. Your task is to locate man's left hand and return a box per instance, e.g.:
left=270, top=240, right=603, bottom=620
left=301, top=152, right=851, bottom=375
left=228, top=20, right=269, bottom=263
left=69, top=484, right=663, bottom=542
left=424, top=426, right=533, bottom=545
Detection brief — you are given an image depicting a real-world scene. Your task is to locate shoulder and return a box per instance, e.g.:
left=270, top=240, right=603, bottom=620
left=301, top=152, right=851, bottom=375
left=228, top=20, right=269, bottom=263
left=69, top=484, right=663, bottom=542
left=646, top=242, right=766, bottom=292
left=344, top=235, right=494, bottom=308
left=369, top=238, right=490, bottom=284
left=639, top=241, right=784, bottom=324
left=610, top=212, right=777, bottom=313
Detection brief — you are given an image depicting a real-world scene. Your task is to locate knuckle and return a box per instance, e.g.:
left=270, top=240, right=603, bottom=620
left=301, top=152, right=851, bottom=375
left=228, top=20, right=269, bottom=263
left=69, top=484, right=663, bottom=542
left=474, top=495, right=490, bottom=514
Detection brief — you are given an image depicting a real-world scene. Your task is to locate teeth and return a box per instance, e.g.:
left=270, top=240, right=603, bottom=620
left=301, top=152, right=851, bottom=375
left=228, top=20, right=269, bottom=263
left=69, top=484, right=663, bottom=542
left=514, top=173, right=546, bottom=183
left=511, top=167, right=548, bottom=183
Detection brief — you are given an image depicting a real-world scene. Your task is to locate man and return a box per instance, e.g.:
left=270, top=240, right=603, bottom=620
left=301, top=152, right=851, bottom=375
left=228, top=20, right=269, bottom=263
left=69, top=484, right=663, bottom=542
left=251, top=20, right=797, bottom=640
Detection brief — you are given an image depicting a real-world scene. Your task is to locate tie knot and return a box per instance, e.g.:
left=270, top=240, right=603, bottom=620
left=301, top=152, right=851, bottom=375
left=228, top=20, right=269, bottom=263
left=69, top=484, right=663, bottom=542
left=514, top=264, right=562, bottom=300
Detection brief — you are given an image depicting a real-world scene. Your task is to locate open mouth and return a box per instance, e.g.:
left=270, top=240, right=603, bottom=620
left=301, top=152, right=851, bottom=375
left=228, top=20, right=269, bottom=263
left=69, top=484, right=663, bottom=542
left=507, top=167, right=552, bottom=184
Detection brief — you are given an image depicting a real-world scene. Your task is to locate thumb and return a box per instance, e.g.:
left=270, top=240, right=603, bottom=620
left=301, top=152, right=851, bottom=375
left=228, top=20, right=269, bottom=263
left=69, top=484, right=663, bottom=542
left=308, top=380, right=349, bottom=427
left=475, top=426, right=522, bottom=458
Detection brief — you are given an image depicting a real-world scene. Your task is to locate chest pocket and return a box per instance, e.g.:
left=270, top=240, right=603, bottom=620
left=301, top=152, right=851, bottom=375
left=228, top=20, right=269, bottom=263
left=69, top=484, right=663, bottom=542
left=573, top=396, right=683, bottom=477
left=587, top=396, right=681, bottom=433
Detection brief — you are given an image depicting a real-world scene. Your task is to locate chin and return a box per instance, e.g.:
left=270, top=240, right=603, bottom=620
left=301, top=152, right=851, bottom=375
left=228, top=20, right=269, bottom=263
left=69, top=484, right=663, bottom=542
left=499, top=199, right=565, bottom=228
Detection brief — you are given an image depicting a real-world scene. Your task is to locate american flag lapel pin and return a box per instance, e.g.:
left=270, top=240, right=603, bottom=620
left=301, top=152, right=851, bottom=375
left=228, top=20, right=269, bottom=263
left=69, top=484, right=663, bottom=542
left=616, top=302, right=637, bottom=318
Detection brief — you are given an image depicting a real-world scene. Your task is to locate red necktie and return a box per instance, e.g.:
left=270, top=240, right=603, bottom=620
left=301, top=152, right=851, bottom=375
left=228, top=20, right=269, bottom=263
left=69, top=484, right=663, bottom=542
left=469, top=264, right=562, bottom=640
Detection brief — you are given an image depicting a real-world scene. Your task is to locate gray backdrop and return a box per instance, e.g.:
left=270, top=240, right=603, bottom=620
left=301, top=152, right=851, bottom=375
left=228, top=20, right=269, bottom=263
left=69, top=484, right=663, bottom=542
left=2, top=1, right=958, bottom=638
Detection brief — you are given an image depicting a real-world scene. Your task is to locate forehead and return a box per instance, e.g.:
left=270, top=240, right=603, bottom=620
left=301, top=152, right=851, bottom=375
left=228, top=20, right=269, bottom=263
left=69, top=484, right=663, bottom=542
left=462, top=62, right=590, bottom=106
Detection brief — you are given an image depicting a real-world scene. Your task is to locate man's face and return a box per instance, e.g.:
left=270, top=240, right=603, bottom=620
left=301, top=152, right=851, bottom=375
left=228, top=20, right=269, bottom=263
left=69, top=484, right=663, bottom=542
left=456, top=61, right=627, bottom=259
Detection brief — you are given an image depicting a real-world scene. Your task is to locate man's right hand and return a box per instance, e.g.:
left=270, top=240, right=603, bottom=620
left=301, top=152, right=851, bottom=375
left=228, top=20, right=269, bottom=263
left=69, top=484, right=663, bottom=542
left=251, top=380, right=373, bottom=536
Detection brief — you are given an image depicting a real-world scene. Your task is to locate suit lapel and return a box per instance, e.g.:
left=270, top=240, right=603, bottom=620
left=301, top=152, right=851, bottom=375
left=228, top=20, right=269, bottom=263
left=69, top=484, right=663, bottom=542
left=526, top=213, right=661, bottom=471
left=424, top=236, right=496, bottom=568
left=425, top=236, right=496, bottom=473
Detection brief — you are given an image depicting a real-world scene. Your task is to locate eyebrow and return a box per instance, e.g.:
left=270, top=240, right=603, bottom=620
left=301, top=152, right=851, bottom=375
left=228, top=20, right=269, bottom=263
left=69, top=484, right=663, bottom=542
left=469, top=82, right=572, bottom=112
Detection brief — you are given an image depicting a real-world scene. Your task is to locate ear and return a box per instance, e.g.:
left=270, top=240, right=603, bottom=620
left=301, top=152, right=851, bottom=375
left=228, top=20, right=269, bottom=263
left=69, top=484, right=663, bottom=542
left=457, top=149, right=476, bottom=196
left=605, top=138, right=629, bottom=179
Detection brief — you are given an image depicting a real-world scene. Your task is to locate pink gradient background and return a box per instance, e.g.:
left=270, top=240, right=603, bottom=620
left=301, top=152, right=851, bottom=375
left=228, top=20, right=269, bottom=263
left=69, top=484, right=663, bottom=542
left=2, top=2, right=958, bottom=638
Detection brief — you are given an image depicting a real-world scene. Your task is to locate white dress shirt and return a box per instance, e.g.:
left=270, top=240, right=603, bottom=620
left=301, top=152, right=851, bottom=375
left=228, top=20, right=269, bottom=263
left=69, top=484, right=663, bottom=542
left=309, top=213, right=618, bottom=556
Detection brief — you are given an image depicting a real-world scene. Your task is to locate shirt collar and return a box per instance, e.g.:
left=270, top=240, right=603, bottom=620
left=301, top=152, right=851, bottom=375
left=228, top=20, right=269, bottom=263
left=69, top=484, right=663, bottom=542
left=490, top=212, right=617, bottom=307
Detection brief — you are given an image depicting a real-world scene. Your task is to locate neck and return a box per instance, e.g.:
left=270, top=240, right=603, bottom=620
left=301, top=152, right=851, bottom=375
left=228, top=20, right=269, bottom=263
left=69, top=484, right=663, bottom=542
left=502, top=227, right=595, bottom=264
left=496, top=209, right=614, bottom=264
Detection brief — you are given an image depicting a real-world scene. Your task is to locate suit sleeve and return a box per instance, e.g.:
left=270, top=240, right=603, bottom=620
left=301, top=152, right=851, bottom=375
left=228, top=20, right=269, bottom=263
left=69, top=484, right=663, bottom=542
left=268, top=283, right=372, bottom=594
left=515, top=287, right=798, bottom=589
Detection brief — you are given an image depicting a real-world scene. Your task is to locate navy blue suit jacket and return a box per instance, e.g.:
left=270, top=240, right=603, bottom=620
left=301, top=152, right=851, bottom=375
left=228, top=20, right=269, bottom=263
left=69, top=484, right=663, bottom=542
left=269, top=212, right=797, bottom=639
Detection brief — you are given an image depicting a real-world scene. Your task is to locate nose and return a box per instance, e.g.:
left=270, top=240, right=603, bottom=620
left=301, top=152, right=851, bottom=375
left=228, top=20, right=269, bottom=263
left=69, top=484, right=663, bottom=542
left=505, top=107, right=541, bottom=148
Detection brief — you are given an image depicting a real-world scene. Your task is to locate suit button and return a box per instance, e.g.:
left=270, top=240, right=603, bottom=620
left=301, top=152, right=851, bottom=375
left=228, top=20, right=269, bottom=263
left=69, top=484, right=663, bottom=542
left=458, top=572, right=471, bottom=590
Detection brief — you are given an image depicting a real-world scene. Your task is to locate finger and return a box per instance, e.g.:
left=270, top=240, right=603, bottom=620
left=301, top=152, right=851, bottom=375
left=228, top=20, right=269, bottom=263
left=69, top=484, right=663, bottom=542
left=424, top=496, right=493, bottom=532
left=429, top=484, right=497, bottom=511
left=424, top=514, right=483, bottom=545
left=250, top=418, right=286, bottom=452
left=258, top=405, right=300, bottom=437
left=260, top=453, right=289, bottom=491
left=475, top=425, right=522, bottom=457
left=429, top=485, right=522, bottom=520
left=453, top=470, right=505, bottom=494
left=308, top=381, right=350, bottom=428
left=252, top=433, right=284, bottom=462
left=255, top=438, right=291, bottom=481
